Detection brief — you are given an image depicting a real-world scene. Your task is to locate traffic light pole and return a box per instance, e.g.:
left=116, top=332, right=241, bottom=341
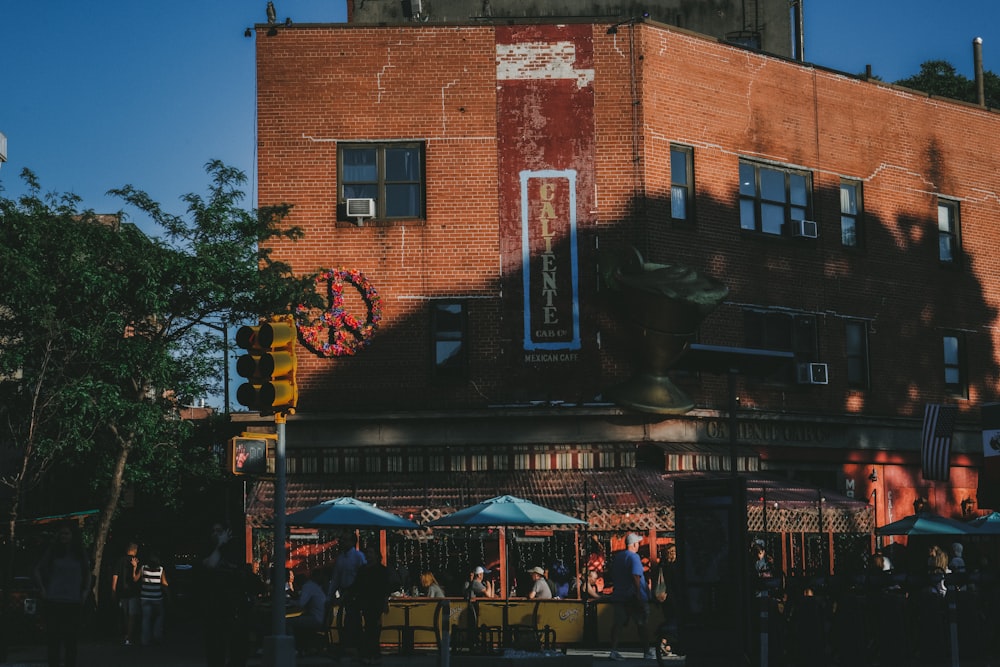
left=263, top=412, right=295, bottom=667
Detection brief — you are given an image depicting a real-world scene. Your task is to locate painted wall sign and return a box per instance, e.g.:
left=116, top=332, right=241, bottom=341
left=496, top=24, right=596, bottom=360
left=521, top=170, right=580, bottom=350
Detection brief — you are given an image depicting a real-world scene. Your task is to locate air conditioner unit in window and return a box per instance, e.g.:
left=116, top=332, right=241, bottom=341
left=797, top=362, right=829, bottom=385
left=790, top=219, right=819, bottom=239
left=345, top=198, right=375, bottom=225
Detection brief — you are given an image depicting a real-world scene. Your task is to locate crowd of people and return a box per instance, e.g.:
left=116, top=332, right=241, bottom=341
left=35, top=515, right=999, bottom=667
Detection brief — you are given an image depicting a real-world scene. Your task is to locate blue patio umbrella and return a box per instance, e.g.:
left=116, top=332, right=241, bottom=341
left=428, top=495, right=587, bottom=600
left=967, top=511, right=1000, bottom=534
left=876, top=512, right=972, bottom=536
left=427, top=495, right=587, bottom=527
left=285, top=496, right=419, bottom=529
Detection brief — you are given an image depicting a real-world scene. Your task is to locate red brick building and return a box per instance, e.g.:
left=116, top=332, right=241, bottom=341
left=247, top=15, right=1000, bottom=576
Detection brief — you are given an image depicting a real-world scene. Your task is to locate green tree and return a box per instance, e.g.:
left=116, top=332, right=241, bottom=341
left=0, top=160, right=317, bottom=592
left=894, top=59, right=1000, bottom=108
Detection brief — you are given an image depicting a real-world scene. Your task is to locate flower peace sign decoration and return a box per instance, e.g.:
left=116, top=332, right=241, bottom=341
left=296, top=268, right=382, bottom=357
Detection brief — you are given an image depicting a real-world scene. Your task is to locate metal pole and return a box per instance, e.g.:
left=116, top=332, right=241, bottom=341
left=264, top=413, right=295, bottom=666
left=728, top=371, right=738, bottom=476
left=439, top=599, right=451, bottom=667
left=222, top=321, right=231, bottom=415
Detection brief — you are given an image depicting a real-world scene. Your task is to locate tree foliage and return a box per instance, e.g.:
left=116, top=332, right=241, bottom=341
left=0, top=160, right=318, bottom=589
left=894, top=59, right=1000, bottom=108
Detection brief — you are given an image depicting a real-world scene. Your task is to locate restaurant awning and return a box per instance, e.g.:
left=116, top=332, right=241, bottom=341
left=246, top=468, right=870, bottom=534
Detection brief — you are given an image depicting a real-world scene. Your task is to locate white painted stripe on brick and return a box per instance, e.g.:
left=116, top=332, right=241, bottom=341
left=496, top=42, right=594, bottom=88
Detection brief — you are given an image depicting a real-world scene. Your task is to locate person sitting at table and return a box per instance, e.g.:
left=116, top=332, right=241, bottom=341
left=528, top=567, right=553, bottom=600
left=287, top=568, right=327, bottom=645
left=463, top=566, right=494, bottom=600
left=419, top=571, right=445, bottom=598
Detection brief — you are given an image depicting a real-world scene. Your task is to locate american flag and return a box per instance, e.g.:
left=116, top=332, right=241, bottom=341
left=921, top=404, right=958, bottom=481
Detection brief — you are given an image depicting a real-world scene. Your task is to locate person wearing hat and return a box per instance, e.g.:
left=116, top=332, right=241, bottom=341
left=463, top=566, right=495, bottom=600
left=608, top=533, right=655, bottom=661
left=528, top=566, right=553, bottom=600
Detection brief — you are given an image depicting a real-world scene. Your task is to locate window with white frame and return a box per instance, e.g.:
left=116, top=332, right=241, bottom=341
left=432, top=301, right=467, bottom=379
left=840, top=180, right=862, bottom=247
left=338, top=142, right=425, bottom=221
left=845, top=320, right=870, bottom=389
left=739, top=161, right=812, bottom=235
left=938, top=199, right=961, bottom=264
left=670, top=145, right=694, bottom=221
left=943, top=334, right=967, bottom=398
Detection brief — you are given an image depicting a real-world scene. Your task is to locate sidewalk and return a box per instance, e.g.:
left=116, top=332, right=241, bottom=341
left=1, top=644, right=676, bottom=667
left=1, top=633, right=680, bottom=667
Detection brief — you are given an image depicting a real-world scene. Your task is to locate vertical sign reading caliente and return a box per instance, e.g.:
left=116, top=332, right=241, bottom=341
left=496, top=24, right=595, bottom=360
left=521, top=170, right=580, bottom=350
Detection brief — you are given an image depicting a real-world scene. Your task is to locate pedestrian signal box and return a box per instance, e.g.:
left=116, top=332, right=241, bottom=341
left=227, top=435, right=274, bottom=475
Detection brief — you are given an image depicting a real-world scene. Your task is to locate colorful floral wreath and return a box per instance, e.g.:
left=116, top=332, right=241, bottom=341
left=295, top=268, right=382, bottom=357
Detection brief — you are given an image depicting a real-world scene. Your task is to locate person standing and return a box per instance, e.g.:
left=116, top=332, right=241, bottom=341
left=329, top=532, right=367, bottom=656
left=34, top=523, right=91, bottom=667
left=200, top=521, right=255, bottom=667
left=608, top=533, right=654, bottom=661
left=111, top=542, right=141, bottom=646
left=353, top=545, right=392, bottom=666
left=139, top=551, right=170, bottom=646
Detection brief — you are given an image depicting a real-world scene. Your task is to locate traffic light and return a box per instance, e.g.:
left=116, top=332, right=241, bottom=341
left=235, top=315, right=298, bottom=415
left=227, top=434, right=274, bottom=475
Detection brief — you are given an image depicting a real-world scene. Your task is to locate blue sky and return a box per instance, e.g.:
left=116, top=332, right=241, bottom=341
left=2, top=0, right=997, bottom=409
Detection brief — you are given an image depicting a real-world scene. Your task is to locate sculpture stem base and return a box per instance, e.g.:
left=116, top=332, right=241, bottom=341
left=606, top=373, right=694, bottom=415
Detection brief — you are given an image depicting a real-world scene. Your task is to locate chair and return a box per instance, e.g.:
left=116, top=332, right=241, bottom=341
left=379, top=602, right=409, bottom=651
left=381, top=600, right=443, bottom=654
left=504, top=600, right=541, bottom=651
left=474, top=600, right=507, bottom=654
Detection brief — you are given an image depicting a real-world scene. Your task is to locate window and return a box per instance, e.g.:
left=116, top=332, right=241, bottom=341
left=744, top=309, right=818, bottom=382
left=670, top=145, right=694, bottom=221
left=432, top=301, right=467, bottom=379
left=739, top=161, right=811, bottom=235
left=845, top=320, right=870, bottom=389
left=938, top=199, right=961, bottom=264
left=943, top=334, right=967, bottom=398
left=840, top=180, right=862, bottom=247
left=338, top=142, right=425, bottom=220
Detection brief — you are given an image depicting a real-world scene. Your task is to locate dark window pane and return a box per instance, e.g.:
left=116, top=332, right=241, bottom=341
left=385, top=184, right=420, bottom=217
left=343, top=148, right=378, bottom=182
left=740, top=199, right=756, bottom=230
left=671, top=185, right=688, bottom=220
left=760, top=168, right=786, bottom=202
left=789, top=173, right=808, bottom=206
left=671, top=150, right=689, bottom=186
left=739, top=162, right=756, bottom=196
left=385, top=147, right=421, bottom=181
left=761, top=203, right=784, bottom=235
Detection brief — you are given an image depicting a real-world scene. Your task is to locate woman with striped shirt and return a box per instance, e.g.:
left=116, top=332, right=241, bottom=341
left=139, top=551, right=170, bottom=646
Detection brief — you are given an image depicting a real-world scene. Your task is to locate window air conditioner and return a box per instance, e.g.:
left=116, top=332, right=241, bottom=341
left=797, top=362, right=829, bottom=385
left=790, top=219, right=819, bottom=239
left=345, top=198, right=375, bottom=225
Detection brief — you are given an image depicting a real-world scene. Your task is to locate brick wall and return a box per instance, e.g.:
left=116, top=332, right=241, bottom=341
left=257, top=22, right=1000, bottom=419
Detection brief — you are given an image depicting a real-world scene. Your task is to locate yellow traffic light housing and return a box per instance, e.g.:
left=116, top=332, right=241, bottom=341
left=235, top=315, right=298, bottom=415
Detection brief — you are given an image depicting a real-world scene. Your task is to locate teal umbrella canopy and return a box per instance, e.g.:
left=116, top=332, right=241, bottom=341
left=967, top=511, right=1000, bottom=534
left=285, top=497, right=419, bottom=529
left=876, top=512, right=972, bottom=536
left=427, top=495, right=587, bottom=527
